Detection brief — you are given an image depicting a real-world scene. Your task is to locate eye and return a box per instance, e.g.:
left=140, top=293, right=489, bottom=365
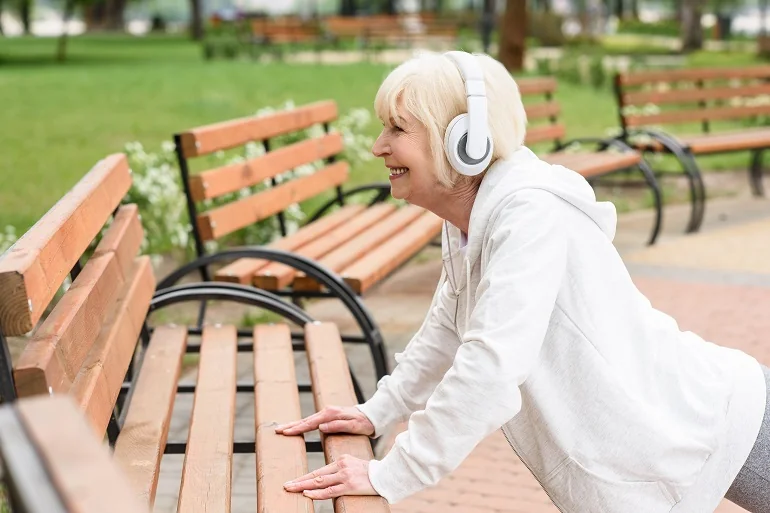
left=392, top=125, right=404, bottom=133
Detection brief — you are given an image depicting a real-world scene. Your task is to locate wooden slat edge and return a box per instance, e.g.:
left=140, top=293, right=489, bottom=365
left=189, top=132, right=344, bottom=201
left=114, top=325, right=188, bottom=506
left=0, top=154, right=130, bottom=336
left=179, top=101, right=338, bottom=158
left=16, top=395, right=152, bottom=513
left=71, top=256, right=155, bottom=435
left=525, top=124, right=566, bottom=145
left=305, top=322, right=390, bottom=513
left=92, top=204, right=144, bottom=283
left=254, top=324, right=314, bottom=513
left=618, top=64, right=770, bottom=86
left=198, top=161, right=349, bottom=241
left=518, top=76, right=557, bottom=95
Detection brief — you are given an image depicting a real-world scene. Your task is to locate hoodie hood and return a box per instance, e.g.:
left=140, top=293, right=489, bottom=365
left=442, top=146, right=618, bottom=266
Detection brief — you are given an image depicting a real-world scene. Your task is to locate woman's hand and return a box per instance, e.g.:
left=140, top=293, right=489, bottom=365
left=283, top=454, right=377, bottom=499
left=274, top=406, right=375, bottom=436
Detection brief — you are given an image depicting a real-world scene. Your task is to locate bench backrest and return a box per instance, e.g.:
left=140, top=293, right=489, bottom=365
left=519, top=76, right=566, bottom=148
left=175, top=100, right=348, bottom=257
left=0, top=154, right=154, bottom=435
left=614, top=65, right=770, bottom=133
left=324, top=15, right=404, bottom=36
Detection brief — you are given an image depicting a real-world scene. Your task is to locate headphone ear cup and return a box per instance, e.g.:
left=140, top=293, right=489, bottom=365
left=444, top=114, right=493, bottom=177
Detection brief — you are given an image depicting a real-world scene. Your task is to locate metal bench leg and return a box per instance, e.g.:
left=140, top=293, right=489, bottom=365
left=750, top=148, right=766, bottom=197
left=636, top=159, right=664, bottom=245
left=0, top=327, right=17, bottom=404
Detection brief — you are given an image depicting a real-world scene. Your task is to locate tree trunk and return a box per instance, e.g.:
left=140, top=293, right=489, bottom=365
left=0, top=0, right=5, bottom=35
left=339, top=0, right=358, bottom=16
left=614, top=0, right=624, bottom=19
left=480, top=0, right=494, bottom=52
left=189, top=0, right=203, bottom=40
left=498, top=0, right=526, bottom=71
left=56, top=0, right=76, bottom=61
left=760, top=0, right=768, bottom=36
left=629, top=0, right=639, bottom=19
left=680, top=0, right=703, bottom=52
left=105, top=0, right=127, bottom=30
left=383, top=0, right=397, bottom=14
left=19, top=0, right=31, bottom=34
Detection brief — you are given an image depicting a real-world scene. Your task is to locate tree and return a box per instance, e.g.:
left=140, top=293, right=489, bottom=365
left=680, top=0, right=703, bottom=51
left=18, top=0, right=32, bottom=34
left=57, top=0, right=77, bottom=60
left=340, top=0, right=358, bottom=15
left=498, top=0, right=526, bottom=71
left=189, top=0, right=203, bottom=40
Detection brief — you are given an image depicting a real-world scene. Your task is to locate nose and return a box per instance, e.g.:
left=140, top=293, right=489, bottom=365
left=372, top=131, right=390, bottom=158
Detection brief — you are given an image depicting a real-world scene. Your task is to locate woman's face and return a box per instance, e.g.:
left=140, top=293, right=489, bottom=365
left=372, top=108, right=439, bottom=204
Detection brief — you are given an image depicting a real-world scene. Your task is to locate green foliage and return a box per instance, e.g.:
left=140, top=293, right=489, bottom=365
left=616, top=18, right=680, bottom=38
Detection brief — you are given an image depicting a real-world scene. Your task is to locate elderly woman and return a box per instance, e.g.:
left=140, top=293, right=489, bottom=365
left=275, top=51, right=769, bottom=512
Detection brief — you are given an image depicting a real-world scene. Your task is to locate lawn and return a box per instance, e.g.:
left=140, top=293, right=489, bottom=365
left=0, top=34, right=764, bottom=233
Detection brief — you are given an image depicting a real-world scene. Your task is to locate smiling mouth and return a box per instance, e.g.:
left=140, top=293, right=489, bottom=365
left=389, top=167, right=409, bottom=178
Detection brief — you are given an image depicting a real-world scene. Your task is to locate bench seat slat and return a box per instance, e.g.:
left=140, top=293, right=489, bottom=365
left=0, top=154, right=130, bottom=336
left=342, top=212, right=443, bottom=294
left=254, top=324, right=314, bottom=513
left=197, top=161, right=350, bottom=241
left=177, top=325, right=237, bottom=513
left=253, top=203, right=397, bottom=290
left=305, top=323, right=390, bottom=513
left=525, top=124, right=566, bottom=145
left=214, top=204, right=366, bottom=284
left=524, top=102, right=561, bottom=121
left=71, top=256, right=155, bottom=435
left=114, top=325, right=188, bottom=506
left=543, top=151, right=641, bottom=178
left=625, top=103, right=770, bottom=127
left=293, top=205, right=426, bottom=292
left=93, top=204, right=144, bottom=283
left=16, top=396, right=151, bottom=513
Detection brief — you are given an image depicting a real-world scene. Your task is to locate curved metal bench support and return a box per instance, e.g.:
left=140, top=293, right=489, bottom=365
left=750, top=148, right=767, bottom=197
left=157, top=248, right=389, bottom=383
left=615, top=129, right=706, bottom=233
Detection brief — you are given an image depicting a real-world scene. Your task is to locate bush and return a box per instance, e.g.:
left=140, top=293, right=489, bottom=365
left=616, top=19, right=680, bottom=38
left=527, top=11, right=566, bottom=47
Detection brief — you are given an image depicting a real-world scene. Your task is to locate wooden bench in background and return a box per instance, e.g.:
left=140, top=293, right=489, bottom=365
left=0, top=154, right=390, bottom=513
left=614, top=65, right=770, bottom=232
left=0, top=395, right=150, bottom=513
left=168, top=100, right=443, bottom=379
left=519, top=76, right=663, bottom=245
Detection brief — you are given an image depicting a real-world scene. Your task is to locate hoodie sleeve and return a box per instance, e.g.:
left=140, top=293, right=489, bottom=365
left=367, top=190, right=569, bottom=503
left=356, top=270, right=463, bottom=438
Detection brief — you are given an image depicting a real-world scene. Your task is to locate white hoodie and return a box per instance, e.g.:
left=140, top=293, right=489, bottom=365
left=357, top=147, right=767, bottom=512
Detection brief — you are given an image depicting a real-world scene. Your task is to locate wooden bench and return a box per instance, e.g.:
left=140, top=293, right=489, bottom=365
left=519, top=76, right=663, bottom=245
left=0, top=154, right=391, bottom=513
left=614, top=65, right=770, bottom=233
left=324, top=15, right=411, bottom=48
left=169, top=100, right=443, bottom=379
left=250, top=17, right=323, bottom=46
left=0, top=395, right=151, bottom=513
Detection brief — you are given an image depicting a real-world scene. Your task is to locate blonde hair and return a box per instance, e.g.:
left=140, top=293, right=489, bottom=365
left=374, top=51, right=527, bottom=188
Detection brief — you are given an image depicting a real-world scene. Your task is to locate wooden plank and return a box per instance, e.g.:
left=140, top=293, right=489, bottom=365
left=113, top=325, right=188, bottom=507
left=16, top=395, right=152, bottom=513
left=188, top=133, right=344, bottom=201
left=304, top=323, right=390, bottom=513
left=0, top=154, right=130, bottom=336
left=253, top=203, right=396, bottom=290
left=293, top=206, right=425, bottom=292
left=623, top=83, right=770, bottom=106
left=177, top=325, right=237, bottom=513
left=214, top=204, right=365, bottom=284
left=0, top=404, right=67, bottom=513
left=524, top=101, right=561, bottom=121
left=178, top=101, right=338, bottom=158
left=70, top=256, right=155, bottom=435
left=524, top=123, right=566, bottom=146
left=92, top=204, right=144, bottom=282
left=197, top=161, right=350, bottom=241
left=518, top=77, right=557, bottom=95
left=681, top=127, right=770, bottom=154
left=625, top=103, right=770, bottom=127
left=618, top=65, right=770, bottom=86
left=342, top=211, right=443, bottom=294
left=543, top=151, right=642, bottom=179
left=14, top=252, right=125, bottom=398
left=253, top=324, right=314, bottom=513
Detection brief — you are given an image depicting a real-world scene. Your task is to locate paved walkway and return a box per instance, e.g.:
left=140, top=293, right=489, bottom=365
left=150, top=191, right=769, bottom=512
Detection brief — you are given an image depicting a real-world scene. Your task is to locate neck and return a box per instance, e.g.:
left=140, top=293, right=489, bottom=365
left=420, top=179, right=479, bottom=235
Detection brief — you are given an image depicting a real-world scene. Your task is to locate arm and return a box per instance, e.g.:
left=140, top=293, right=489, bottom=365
left=356, top=268, right=463, bottom=438
left=367, top=190, right=569, bottom=503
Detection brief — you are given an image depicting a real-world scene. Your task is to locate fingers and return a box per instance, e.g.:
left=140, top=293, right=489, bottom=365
left=318, top=419, right=354, bottom=433
left=285, top=462, right=339, bottom=486
left=284, top=455, right=377, bottom=499
left=284, top=465, right=344, bottom=495
left=275, top=408, right=336, bottom=435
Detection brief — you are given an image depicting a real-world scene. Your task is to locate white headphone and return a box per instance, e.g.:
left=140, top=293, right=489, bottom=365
left=443, top=51, right=494, bottom=177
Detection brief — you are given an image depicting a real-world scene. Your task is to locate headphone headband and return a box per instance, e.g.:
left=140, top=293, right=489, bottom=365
left=444, top=51, right=489, bottom=161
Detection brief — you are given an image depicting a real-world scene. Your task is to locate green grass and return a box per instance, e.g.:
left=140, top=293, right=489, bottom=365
left=0, top=34, right=765, bottom=233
